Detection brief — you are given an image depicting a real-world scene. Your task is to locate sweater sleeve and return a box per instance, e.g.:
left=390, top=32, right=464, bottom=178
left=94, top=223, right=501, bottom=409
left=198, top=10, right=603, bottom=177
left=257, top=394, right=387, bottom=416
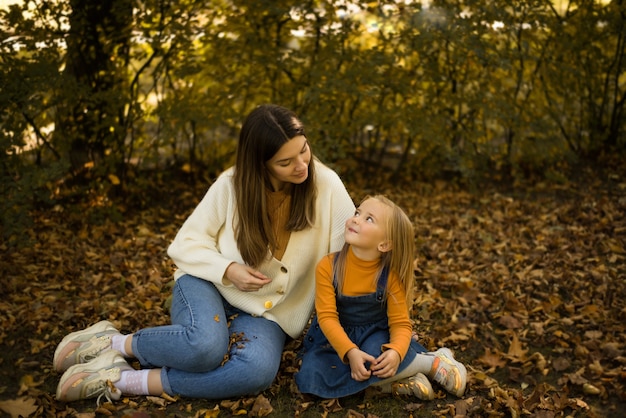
left=315, top=255, right=358, bottom=362
left=316, top=161, right=355, bottom=254
left=167, top=170, right=237, bottom=285
left=381, top=273, right=413, bottom=360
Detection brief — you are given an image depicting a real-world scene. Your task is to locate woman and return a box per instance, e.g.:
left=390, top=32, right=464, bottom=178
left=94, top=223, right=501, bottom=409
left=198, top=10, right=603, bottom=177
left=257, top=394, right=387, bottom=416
left=54, top=104, right=355, bottom=402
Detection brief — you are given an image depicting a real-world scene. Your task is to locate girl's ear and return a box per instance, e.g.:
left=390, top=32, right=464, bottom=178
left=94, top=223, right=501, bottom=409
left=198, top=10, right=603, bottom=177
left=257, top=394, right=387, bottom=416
left=378, top=240, right=392, bottom=253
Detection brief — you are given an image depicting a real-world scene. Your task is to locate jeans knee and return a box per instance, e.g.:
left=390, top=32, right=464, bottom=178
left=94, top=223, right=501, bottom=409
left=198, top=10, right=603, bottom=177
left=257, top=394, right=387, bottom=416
left=245, top=370, right=276, bottom=393
left=188, top=348, right=224, bottom=371
left=242, top=359, right=279, bottom=392
left=182, top=331, right=228, bottom=371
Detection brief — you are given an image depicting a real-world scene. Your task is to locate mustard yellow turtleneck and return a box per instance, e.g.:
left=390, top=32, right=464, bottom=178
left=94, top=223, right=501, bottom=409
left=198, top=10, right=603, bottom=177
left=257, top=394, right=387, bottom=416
left=314, top=247, right=413, bottom=362
left=266, top=188, right=292, bottom=261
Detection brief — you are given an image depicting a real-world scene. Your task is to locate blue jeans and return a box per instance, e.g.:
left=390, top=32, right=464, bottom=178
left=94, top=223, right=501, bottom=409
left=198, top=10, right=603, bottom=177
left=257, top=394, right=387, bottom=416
left=131, top=274, right=287, bottom=398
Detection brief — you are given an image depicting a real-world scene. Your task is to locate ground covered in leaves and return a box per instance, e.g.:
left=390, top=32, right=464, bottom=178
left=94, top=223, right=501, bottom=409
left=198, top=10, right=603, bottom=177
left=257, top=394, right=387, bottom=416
left=1, top=164, right=625, bottom=417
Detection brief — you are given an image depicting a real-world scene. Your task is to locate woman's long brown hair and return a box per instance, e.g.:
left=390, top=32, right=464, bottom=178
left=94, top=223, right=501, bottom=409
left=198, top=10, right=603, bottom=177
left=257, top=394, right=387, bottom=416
left=233, top=104, right=317, bottom=267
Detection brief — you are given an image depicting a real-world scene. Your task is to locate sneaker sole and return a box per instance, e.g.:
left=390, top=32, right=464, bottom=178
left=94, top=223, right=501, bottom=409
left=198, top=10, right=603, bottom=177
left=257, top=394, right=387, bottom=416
left=56, top=350, right=127, bottom=401
left=411, top=373, right=435, bottom=400
left=434, top=348, right=467, bottom=397
left=53, top=320, right=117, bottom=373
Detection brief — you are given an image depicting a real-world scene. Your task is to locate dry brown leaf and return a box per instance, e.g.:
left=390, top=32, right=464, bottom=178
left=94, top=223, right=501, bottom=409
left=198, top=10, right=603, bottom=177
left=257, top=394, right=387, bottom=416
left=74, top=413, right=97, bottom=418
left=506, top=333, right=528, bottom=362
left=146, top=395, right=168, bottom=407
left=17, top=374, right=43, bottom=396
left=0, top=397, right=38, bottom=418
left=321, top=398, right=343, bottom=413
left=552, top=357, right=570, bottom=372
left=477, top=348, right=507, bottom=371
left=568, top=398, right=590, bottom=409
left=3, top=169, right=625, bottom=417
left=250, top=394, right=273, bottom=417
left=220, top=398, right=240, bottom=410
left=94, top=405, right=114, bottom=416
left=498, top=315, right=523, bottom=329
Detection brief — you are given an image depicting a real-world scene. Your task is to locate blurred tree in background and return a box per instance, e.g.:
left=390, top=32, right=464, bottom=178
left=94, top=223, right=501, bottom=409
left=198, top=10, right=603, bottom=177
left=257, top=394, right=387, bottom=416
left=1, top=0, right=624, bottom=245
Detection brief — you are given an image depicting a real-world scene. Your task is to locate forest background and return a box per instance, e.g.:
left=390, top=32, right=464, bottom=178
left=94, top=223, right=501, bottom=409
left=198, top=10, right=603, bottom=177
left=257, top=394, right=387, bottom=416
left=0, top=0, right=625, bottom=417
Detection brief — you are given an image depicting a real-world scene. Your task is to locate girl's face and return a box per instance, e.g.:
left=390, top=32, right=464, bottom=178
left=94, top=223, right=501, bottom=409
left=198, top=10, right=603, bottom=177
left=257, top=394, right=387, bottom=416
left=265, top=135, right=311, bottom=191
left=344, top=198, right=391, bottom=260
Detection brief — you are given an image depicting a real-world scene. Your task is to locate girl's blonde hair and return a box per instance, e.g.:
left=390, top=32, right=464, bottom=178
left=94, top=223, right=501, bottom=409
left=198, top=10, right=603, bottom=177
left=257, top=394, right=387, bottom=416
left=334, top=194, right=415, bottom=308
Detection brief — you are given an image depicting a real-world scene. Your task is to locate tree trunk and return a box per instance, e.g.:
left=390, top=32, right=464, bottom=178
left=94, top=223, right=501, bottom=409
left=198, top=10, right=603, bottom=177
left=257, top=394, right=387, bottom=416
left=54, top=0, right=132, bottom=173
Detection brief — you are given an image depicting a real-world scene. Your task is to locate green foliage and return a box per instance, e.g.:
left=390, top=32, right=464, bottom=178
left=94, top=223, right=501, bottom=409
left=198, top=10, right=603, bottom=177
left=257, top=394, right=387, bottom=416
left=1, top=0, right=625, bottom=241
left=0, top=152, right=67, bottom=247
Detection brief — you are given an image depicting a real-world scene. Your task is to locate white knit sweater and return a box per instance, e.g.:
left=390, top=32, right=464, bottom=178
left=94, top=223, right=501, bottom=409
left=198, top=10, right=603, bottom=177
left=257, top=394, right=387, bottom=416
left=167, top=162, right=355, bottom=338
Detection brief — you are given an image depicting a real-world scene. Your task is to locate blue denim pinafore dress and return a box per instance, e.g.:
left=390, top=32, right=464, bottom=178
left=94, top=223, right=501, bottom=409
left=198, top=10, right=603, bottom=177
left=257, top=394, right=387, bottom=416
left=295, top=262, right=427, bottom=398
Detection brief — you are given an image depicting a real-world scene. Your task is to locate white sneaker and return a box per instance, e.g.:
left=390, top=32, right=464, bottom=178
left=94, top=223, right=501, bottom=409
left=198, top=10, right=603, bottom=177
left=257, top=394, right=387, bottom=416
left=429, top=348, right=467, bottom=397
left=381, top=373, right=435, bottom=400
left=56, top=350, right=132, bottom=403
left=53, top=320, right=120, bottom=372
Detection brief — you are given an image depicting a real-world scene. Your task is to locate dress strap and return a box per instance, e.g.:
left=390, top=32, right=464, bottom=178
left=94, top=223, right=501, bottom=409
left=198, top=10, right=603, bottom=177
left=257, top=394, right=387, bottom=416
left=332, top=252, right=340, bottom=290
left=376, top=264, right=389, bottom=302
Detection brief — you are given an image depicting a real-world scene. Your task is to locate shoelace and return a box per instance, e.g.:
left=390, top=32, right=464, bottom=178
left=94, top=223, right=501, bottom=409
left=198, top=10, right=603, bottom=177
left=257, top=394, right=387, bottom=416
left=79, top=335, right=112, bottom=363
left=90, top=380, right=122, bottom=406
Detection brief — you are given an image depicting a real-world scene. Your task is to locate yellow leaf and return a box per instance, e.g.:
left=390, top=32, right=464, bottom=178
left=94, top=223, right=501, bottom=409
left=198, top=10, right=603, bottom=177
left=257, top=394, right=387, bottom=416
left=19, top=374, right=39, bottom=388
left=607, top=240, right=625, bottom=254
left=18, top=374, right=42, bottom=395
left=581, top=304, right=599, bottom=316
left=583, top=383, right=600, bottom=395
left=160, top=392, right=177, bottom=402
left=201, top=405, right=220, bottom=418
left=108, top=174, right=120, bottom=185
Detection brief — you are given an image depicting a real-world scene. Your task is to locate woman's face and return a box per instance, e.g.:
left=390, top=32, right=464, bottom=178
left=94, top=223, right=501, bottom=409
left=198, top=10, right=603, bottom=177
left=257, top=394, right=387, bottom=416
left=266, top=135, right=311, bottom=191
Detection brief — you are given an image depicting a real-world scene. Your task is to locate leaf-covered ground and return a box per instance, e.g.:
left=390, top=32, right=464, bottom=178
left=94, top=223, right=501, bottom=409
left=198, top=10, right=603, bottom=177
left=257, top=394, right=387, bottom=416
left=1, top=166, right=625, bottom=418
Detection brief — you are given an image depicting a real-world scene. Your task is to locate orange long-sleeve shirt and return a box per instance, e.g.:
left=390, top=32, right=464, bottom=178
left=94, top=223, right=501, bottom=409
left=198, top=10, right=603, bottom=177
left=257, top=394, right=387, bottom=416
left=314, top=247, right=413, bottom=363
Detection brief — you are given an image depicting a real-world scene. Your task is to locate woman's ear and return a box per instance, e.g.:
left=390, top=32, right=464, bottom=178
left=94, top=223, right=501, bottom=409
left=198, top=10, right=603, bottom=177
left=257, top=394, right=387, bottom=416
left=378, top=240, right=392, bottom=253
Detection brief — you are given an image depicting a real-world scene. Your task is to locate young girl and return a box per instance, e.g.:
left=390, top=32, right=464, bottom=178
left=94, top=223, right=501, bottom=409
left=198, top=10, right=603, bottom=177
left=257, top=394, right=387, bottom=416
left=295, top=195, right=467, bottom=400
left=53, top=104, right=356, bottom=402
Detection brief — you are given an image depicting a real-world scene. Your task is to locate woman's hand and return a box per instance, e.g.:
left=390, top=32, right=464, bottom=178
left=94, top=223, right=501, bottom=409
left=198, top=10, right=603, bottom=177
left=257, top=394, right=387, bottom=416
left=371, top=349, right=401, bottom=379
left=346, top=348, right=377, bottom=381
left=224, top=263, right=272, bottom=292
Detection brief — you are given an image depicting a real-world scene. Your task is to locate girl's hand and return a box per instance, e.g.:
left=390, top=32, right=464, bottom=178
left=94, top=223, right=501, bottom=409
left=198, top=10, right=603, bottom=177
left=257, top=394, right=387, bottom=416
left=224, top=263, right=272, bottom=292
left=346, top=348, right=377, bottom=381
left=371, top=349, right=401, bottom=379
